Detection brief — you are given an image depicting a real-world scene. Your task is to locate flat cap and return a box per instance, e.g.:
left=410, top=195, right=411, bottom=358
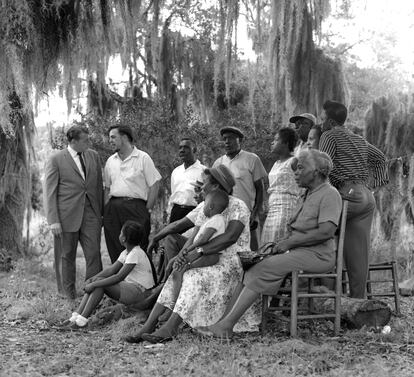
left=219, top=126, right=244, bottom=139
left=289, top=113, right=317, bottom=125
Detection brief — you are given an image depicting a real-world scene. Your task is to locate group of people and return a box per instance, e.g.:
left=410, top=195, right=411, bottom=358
left=44, top=99, right=389, bottom=339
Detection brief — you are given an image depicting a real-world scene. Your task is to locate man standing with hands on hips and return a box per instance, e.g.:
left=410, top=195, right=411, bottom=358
left=103, top=125, right=161, bottom=263
left=44, top=125, right=103, bottom=300
left=319, top=100, right=388, bottom=298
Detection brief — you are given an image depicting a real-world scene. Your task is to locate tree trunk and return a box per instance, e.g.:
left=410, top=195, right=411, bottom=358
left=312, top=286, right=392, bottom=329
left=399, top=277, right=414, bottom=296
left=0, top=92, right=32, bottom=265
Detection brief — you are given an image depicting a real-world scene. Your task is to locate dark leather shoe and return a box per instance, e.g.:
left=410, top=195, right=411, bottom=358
left=124, top=334, right=144, bottom=344
left=141, top=333, right=173, bottom=344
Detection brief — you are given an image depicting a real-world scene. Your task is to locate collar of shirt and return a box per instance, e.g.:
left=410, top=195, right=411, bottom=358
left=114, top=146, right=140, bottom=161
left=225, top=149, right=244, bottom=161
left=180, top=159, right=203, bottom=171
left=67, top=145, right=79, bottom=158
left=307, top=182, right=330, bottom=196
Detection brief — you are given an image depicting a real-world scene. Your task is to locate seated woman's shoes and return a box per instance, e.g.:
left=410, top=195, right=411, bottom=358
left=124, top=334, right=144, bottom=344
left=141, top=333, right=173, bottom=344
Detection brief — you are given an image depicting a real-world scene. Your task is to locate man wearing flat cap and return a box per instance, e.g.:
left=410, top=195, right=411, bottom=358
left=289, top=112, right=316, bottom=155
left=213, top=126, right=267, bottom=250
left=319, top=100, right=388, bottom=299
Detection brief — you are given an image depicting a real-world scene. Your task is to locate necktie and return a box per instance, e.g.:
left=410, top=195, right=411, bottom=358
left=77, top=152, right=86, bottom=179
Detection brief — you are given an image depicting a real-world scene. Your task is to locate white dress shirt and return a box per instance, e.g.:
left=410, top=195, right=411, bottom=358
left=169, top=160, right=205, bottom=207
left=104, top=147, right=161, bottom=200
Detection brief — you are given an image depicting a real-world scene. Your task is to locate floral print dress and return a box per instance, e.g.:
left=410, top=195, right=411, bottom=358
left=157, top=196, right=261, bottom=332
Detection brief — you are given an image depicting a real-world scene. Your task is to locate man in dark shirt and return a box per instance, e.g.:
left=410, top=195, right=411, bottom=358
left=319, top=100, right=389, bottom=298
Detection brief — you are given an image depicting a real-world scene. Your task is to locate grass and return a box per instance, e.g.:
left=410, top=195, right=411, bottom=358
left=1, top=255, right=414, bottom=376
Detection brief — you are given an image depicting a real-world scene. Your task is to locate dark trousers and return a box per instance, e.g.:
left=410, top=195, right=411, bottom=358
left=54, top=199, right=102, bottom=298
left=157, top=233, right=187, bottom=282
left=169, top=204, right=196, bottom=223
left=103, top=197, right=150, bottom=263
left=339, top=183, right=375, bottom=298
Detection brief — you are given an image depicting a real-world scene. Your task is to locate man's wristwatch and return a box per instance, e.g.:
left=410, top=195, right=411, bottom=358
left=195, top=247, right=204, bottom=256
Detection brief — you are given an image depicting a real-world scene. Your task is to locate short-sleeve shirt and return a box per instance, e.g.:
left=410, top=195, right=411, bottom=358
left=117, top=246, right=155, bottom=289
left=213, top=150, right=267, bottom=211
left=170, top=160, right=205, bottom=207
left=186, top=202, right=203, bottom=224
left=194, top=213, right=226, bottom=243
left=289, top=183, right=342, bottom=254
left=104, top=147, right=161, bottom=200
left=190, top=196, right=251, bottom=255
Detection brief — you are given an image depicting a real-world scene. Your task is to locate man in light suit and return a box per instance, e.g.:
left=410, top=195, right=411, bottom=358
left=44, top=125, right=103, bottom=299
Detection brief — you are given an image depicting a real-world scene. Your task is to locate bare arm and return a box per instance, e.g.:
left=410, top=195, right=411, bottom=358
left=146, top=180, right=160, bottom=210
left=85, top=262, right=134, bottom=290
left=274, top=222, right=337, bottom=254
left=182, top=220, right=244, bottom=264
left=181, top=225, right=200, bottom=252
left=86, top=262, right=121, bottom=282
left=186, top=227, right=217, bottom=253
left=252, top=178, right=265, bottom=221
left=146, top=216, right=194, bottom=255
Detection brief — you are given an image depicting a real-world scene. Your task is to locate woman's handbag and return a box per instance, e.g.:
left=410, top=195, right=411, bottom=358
left=238, top=242, right=276, bottom=269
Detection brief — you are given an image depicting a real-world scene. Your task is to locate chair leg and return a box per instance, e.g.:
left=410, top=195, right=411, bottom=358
left=366, top=268, right=372, bottom=299
left=290, top=272, right=298, bottom=337
left=261, top=295, right=269, bottom=334
left=334, top=274, right=341, bottom=336
left=307, top=278, right=314, bottom=314
left=391, top=261, right=401, bottom=315
left=341, top=270, right=347, bottom=296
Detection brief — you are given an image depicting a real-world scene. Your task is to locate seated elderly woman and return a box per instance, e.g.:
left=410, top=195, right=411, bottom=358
left=125, top=164, right=259, bottom=343
left=196, top=149, right=342, bottom=338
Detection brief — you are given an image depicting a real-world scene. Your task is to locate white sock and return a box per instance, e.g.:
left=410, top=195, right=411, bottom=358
left=69, top=312, right=80, bottom=323
left=75, top=315, right=89, bottom=327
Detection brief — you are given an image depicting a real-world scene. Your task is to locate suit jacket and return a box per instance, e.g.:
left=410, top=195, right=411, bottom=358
left=44, top=148, right=104, bottom=232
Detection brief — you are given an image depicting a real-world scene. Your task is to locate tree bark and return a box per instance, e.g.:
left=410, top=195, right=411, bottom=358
left=0, top=92, right=32, bottom=265
left=312, top=286, right=392, bottom=329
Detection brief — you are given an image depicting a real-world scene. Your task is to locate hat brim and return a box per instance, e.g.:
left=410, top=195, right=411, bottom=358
left=220, top=128, right=244, bottom=139
left=208, top=170, right=231, bottom=194
left=290, top=116, right=306, bottom=123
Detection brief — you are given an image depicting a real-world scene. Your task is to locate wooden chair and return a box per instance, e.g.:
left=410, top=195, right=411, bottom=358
left=342, top=261, right=401, bottom=315
left=261, top=199, right=349, bottom=337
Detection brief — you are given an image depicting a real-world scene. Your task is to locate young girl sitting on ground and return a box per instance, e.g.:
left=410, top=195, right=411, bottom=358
left=65, top=220, right=155, bottom=328
left=169, top=189, right=229, bottom=296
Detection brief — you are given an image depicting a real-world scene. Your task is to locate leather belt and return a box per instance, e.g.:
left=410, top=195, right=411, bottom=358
left=173, top=203, right=196, bottom=209
left=111, top=196, right=146, bottom=203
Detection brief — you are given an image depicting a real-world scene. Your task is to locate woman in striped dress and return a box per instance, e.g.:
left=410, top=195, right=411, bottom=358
left=261, top=127, right=301, bottom=245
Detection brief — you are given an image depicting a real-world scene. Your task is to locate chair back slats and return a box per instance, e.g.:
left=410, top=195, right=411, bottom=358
left=262, top=196, right=350, bottom=337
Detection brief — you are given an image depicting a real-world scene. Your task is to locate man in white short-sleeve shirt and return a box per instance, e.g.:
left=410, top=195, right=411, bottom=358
left=169, top=138, right=205, bottom=223
left=103, top=125, right=161, bottom=262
